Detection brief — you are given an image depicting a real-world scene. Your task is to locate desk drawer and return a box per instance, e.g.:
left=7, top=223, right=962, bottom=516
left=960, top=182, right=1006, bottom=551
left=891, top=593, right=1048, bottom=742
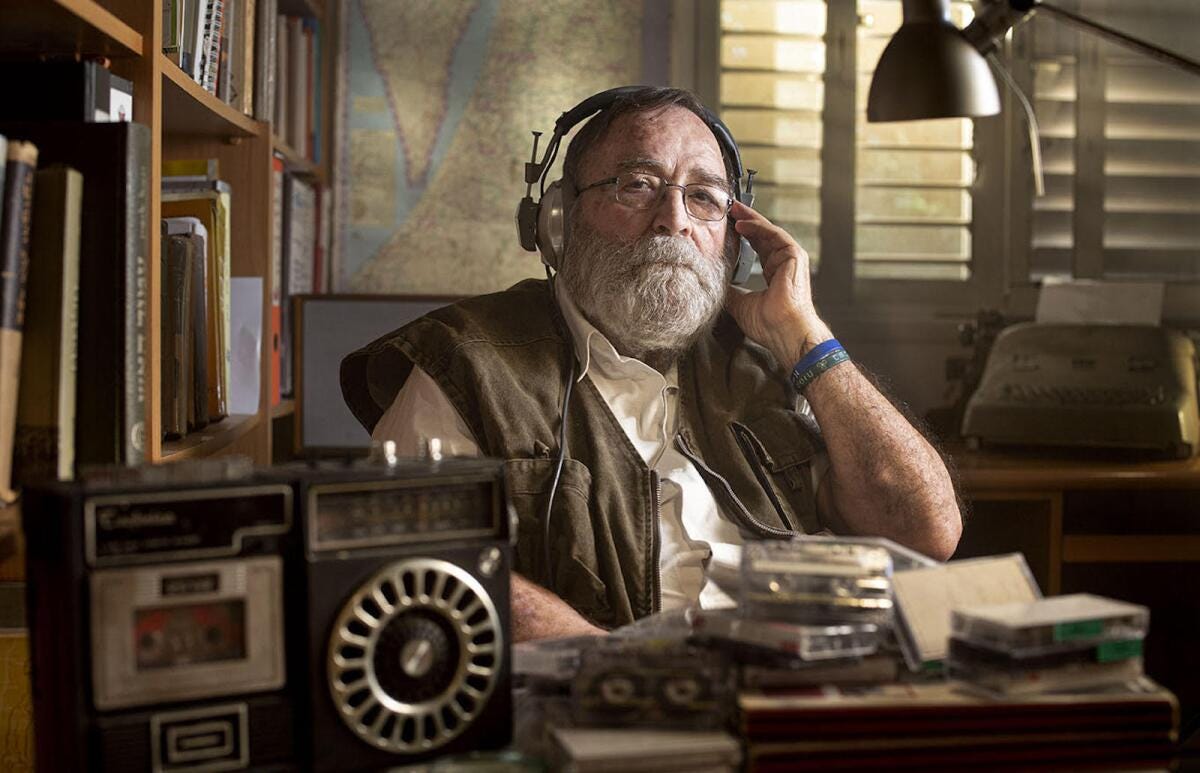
left=1064, top=490, right=1200, bottom=535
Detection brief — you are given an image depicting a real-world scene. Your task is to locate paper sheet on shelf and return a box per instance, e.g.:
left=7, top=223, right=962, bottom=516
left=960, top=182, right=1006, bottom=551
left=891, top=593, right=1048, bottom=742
left=229, top=278, right=263, bottom=416
left=1035, top=278, right=1164, bottom=325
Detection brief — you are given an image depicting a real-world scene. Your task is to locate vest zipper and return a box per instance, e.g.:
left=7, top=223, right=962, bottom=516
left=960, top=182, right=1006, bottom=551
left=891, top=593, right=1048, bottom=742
left=731, top=423, right=797, bottom=532
left=674, top=432, right=794, bottom=540
left=650, top=470, right=663, bottom=614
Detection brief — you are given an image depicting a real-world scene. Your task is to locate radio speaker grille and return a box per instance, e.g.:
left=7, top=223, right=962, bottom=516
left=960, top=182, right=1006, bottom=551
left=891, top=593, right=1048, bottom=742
left=327, top=558, right=502, bottom=753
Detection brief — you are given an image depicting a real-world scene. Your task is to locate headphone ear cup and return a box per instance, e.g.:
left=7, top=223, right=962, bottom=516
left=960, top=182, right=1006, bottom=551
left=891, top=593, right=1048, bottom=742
left=537, top=180, right=567, bottom=271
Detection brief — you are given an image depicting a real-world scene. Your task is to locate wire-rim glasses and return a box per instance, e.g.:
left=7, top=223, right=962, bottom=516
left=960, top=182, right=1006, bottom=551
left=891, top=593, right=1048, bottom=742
left=577, top=171, right=733, bottom=222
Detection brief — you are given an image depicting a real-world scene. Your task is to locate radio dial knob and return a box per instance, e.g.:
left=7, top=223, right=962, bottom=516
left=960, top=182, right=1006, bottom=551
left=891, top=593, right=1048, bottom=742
left=400, top=638, right=434, bottom=679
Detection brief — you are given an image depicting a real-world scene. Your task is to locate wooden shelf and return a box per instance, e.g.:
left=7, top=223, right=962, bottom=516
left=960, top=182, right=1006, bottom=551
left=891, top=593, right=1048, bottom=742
left=271, top=399, right=296, bottom=419
left=161, top=413, right=262, bottom=461
left=273, top=136, right=322, bottom=180
left=0, top=0, right=142, bottom=58
left=161, top=53, right=262, bottom=138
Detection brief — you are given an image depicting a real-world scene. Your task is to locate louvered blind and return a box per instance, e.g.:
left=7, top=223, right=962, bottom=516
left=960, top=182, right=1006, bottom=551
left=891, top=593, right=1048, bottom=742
left=855, top=0, right=976, bottom=281
left=720, top=0, right=827, bottom=270
left=719, top=0, right=978, bottom=282
left=1029, top=2, right=1200, bottom=281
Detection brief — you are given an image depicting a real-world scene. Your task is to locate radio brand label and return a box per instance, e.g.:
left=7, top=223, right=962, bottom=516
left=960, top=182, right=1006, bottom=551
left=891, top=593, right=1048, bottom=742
left=97, top=507, right=177, bottom=531
left=86, top=488, right=292, bottom=566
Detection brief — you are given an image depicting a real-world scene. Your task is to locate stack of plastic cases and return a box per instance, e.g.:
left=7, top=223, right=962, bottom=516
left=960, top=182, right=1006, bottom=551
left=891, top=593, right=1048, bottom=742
left=721, top=540, right=896, bottom=663
left=740, top=541, right=894, bottom=624
left=947, top=593, right=1150, bottom=696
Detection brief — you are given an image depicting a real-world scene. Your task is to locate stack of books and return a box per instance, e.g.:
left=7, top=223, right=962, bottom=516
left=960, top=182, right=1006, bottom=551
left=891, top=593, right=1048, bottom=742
left=739, top=680, right=1179, bottom=771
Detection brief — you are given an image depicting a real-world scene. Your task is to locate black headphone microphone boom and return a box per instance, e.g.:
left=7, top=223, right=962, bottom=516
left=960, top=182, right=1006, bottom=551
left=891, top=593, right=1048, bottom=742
left=514, top=86, right=759, bottom=285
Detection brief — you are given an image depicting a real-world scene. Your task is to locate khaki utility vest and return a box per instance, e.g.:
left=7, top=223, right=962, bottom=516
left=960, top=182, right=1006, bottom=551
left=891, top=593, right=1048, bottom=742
left=341, top=279, right=822, bottom=627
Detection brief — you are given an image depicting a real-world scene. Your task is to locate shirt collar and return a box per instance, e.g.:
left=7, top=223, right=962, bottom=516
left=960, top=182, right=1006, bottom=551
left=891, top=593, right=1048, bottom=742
left=553, top=279, right=677, bottom=387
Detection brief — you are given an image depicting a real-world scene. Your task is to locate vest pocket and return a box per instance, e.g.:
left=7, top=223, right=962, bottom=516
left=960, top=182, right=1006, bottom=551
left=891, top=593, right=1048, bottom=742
left=731, top=416, right=821, bottom=534
left=503, top=458, right=609, bottom=621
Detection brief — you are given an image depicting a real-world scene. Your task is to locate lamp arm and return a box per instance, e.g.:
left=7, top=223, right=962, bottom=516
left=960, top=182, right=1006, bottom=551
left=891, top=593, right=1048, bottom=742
left=1034, top=2, right=1200, bottom=77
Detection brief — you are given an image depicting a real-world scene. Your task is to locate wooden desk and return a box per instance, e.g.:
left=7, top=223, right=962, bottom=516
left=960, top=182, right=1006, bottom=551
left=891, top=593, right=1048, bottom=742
left=949, top=447, right=1200, bottom=725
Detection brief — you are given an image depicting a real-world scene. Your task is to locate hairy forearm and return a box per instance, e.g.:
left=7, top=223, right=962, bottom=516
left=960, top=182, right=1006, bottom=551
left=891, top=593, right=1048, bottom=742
left=805, top=361, right=962, bottom=560
left=761, top=315, right=961, bottom=560
left=511, top=573, right=607, bottom=643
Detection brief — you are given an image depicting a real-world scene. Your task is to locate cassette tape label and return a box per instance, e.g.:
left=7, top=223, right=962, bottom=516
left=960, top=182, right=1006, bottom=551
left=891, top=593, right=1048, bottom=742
left=135, top=600, right=247, bottom=670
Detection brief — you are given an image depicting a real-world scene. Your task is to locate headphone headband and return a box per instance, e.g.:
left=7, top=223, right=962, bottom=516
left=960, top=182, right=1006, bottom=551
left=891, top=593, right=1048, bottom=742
left=515, top=86, right=758, bottom=284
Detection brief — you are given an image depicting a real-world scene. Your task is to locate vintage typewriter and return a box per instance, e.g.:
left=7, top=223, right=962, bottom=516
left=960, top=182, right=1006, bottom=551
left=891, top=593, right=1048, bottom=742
left=961, top=323, right=1199, bottom=457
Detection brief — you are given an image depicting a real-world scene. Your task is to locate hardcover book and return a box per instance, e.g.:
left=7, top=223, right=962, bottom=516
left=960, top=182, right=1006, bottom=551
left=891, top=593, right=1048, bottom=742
left=280, top=173, right=315, bottom=398
left=161, top=230, right=194, bottom=440
left=164, top=217, right=209, bottom=432
left=163, top=188, right=230, bottom=423
left=15, top=165, right=81, bottom=484
left=0, top=122, right=150, bottom=469
left=0, top=141, right=38, bottom=501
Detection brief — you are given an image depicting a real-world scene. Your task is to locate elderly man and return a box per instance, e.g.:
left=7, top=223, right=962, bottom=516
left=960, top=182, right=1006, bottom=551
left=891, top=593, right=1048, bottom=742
left=342, top=86, right=961, bottom=642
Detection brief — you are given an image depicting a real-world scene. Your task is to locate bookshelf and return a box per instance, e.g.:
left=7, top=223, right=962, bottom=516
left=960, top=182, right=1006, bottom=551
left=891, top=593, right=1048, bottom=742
left=1, top=0, right=337, bottom=467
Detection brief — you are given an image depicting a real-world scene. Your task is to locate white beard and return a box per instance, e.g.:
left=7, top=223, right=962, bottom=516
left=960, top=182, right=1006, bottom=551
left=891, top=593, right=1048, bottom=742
left=559, top=220, right=730, bottom=361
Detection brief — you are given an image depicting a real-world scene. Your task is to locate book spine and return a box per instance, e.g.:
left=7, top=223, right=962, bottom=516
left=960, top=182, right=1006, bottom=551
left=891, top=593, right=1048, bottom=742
left=160, top=227, right=176, bottom=440
left=253, top=0, right=275, bottom=122
left=55, top=171, right=80, bottom=480
left=217, top=3, right=233, bottom=102
left=286, top=16, right=305, bottom=154
left=164, top=0, right=181, bottom=56
left=190, top=231, right=209, bottom=431
left=242, top=0, right=256, bottom=115
left=0, top=141, right=38, bottom=500
left=270, top=155, right=283, bottom=406
left=192, top=0, right=212, bottom=82
left=16, top=167, right=83, bottom=483
left=124, top=128, right=149, bottom=466
left=203, top=0, right=226, bottom=94
left=274, top=13, right=288, bottom=137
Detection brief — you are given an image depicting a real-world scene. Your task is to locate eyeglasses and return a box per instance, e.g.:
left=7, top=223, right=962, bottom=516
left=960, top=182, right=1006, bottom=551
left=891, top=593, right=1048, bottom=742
left=577, top=171, right=733, bottom=222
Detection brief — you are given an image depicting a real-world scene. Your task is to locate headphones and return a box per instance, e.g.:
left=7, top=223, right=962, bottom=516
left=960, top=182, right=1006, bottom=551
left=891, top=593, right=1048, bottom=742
left=514, top=86, right=759, bottom=285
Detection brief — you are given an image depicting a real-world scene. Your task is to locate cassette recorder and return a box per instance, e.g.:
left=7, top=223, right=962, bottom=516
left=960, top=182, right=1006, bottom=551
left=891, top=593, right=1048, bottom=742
left=23, top=460, right=294, bottom=772
left=22, top=455, right=514, bottom=772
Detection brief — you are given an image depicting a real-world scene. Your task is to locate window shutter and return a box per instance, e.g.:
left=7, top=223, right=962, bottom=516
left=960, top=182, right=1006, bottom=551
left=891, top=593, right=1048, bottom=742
left=720, top=0, right=827, bottom=270
left=1029, top=3, right=1200, bottom=281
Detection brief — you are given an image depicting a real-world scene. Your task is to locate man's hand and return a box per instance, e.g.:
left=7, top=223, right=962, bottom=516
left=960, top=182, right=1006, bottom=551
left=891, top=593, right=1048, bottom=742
left=724, top=200, right=833, bottom=365
left=511, top=573, right=607, bottom=642
left=721, top=202, right=962, bottom=561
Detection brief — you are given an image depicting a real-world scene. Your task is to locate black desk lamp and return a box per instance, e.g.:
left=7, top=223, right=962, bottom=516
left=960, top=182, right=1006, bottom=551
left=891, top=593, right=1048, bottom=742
left=866, top=0, right=1200, bottom=194
left=868, top=0, right=1200, bottom=122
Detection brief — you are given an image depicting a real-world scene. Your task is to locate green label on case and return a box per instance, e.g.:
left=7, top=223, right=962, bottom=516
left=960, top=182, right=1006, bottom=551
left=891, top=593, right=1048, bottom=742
left=1096, top=639, right=1143, bottom=663
left=1053, top=619, right=1104, bottom=641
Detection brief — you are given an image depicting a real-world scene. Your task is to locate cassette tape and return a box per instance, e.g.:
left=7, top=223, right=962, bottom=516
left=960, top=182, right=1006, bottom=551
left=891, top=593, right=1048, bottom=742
left=90, top=556, right=285, bottom=710
left=951, top=594, right=1149, bottom=655
left=688, top=608, right=882, bottom=663
left=740, top=540, right=894, bottom=625
left=571, top=640, right=733, bottom=729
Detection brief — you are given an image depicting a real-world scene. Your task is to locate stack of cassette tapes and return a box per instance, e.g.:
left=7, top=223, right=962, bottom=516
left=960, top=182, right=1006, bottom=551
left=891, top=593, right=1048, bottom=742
left=688, top=539, right=895, bottom=672
left=948, top=593, right=1150, bottom=697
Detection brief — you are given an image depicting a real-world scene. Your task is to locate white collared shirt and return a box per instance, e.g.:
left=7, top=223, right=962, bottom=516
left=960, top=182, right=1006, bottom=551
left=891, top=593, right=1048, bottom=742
left=372, top=285, right=826, bottom=611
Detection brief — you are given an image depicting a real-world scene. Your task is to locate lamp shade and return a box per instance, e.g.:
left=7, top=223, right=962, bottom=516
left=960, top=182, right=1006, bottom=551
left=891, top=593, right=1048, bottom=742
left=867, top=15, right=1001, bottom=122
